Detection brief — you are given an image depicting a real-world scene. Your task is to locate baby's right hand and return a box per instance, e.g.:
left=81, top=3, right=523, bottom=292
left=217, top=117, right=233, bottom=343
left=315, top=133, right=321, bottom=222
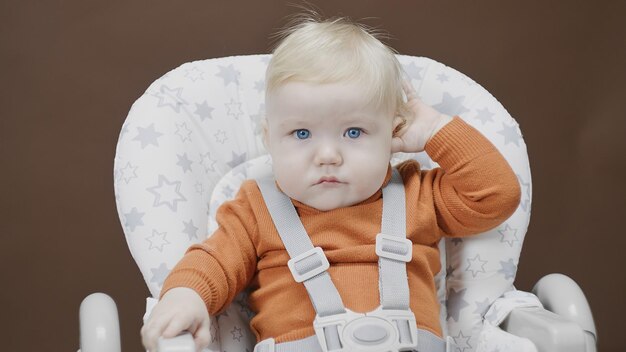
left=141, top=287, right=212, bottom=352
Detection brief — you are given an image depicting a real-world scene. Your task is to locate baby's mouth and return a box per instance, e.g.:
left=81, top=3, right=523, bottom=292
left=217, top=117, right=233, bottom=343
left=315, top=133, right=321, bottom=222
left=316, top=176, right=342, bottom=185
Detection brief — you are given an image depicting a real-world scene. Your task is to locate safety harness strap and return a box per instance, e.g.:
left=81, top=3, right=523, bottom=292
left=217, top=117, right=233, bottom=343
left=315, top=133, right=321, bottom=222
left=256, top=169, right=426, bottom=351
left=257, top=178, right=346, bottom=317
left=379, top=168, right=411, bottom=310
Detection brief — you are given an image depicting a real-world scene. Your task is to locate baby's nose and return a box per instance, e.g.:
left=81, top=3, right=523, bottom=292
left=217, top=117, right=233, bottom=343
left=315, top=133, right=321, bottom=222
left=314, top=143, right=342, bottom=165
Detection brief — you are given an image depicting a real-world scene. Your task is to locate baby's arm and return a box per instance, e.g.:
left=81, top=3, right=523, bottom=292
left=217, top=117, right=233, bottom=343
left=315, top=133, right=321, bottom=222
left=422, top=117, right=521, bottom=236
left=394, top=80, right=520, bottom=236
left=141, top=181, right=260, bottom=351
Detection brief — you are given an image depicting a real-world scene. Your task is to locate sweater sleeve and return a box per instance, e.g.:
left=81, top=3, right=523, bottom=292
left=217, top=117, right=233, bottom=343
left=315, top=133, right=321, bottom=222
left=422, top=116, right=521, bottom=237
left=159, top=181, right=259, bottom=315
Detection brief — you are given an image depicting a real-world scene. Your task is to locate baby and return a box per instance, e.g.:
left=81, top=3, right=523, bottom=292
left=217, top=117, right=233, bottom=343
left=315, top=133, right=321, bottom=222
left=142, top=15, right=521, bottom=352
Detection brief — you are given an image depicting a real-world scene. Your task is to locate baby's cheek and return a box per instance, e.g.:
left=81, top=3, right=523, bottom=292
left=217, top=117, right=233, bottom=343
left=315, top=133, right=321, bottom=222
left=352, top=154, right=387, bottom=183
left=275, top=156, right=308, bottom=187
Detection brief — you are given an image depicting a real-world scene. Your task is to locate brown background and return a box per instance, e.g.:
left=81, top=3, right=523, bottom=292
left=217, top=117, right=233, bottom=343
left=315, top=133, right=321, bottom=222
left=1, top=1, right=625, bottom=351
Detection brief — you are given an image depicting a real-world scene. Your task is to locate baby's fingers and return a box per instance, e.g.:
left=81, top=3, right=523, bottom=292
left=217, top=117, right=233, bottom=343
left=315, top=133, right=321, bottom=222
left=162, top=314, right=197, bottom=339
left=391, top=136, right=405, bottom=154
left=192, top=319, right=212, bottom=352
left=141, top=315, right=171, bottom=352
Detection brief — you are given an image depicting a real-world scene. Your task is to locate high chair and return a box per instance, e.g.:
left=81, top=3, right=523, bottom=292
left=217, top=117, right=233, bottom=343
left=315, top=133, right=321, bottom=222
left=80, top=54, right=597, bottom=352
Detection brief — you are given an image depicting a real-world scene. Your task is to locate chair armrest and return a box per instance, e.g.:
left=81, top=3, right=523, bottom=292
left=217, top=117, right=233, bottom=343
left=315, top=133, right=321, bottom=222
left=501, top=306, right=588, bottom=352
left=532, top=273, right=597, bottom=341
left=79, top=293, right=121, bottom=352
left=500, top=273, right=597, bottom=352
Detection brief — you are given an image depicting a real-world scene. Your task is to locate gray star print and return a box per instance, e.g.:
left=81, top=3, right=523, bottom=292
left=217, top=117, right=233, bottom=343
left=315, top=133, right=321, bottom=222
left=404, top=62, right=424, bottom=81
left=497, top=122, right=522, bottom=146
left=216, top=64, right=240, bottom=86
left=153, top=85, right=187, bottom=113
left=498, top=224, right=519, bottom=247
left=150, top=262, right=170, bottom=288
left=184, top=66, right=204, bottom=82
left=182, top=219, right=199, bottom=241
left=433, top=92, right=471, bottom=118
left=474, top=107, right=495, bottom=125
left=176, top=153, right=193, bottom=173
left=199, top=152, right=217, bottom=173
left=459, top=73, right=477, bottom=86
left=239, top=301, right=254, bottom=318
left=517, top=174, right=531, bottom=212
left=146, top=230, right=170, bottom=252
left=465, top=254, right=488, bottom=278
left=498, top=258, right=517, bottom=280
left=146, top=175, right=187, bottom=211
left=174, top=122, right=192, bottom=142
left=117, top=162, right=138, bottom=184
left=447, top=287, right=470, bottom=322
left=227, top=151, right=247, bottom=168
left=254, top=80, right=265, bottom=93
left=133, top=123, right=163, bottom=149
left=124, top=207, right=145, bottom=231
left=214, top=130, right=227, bottom=144
left=225, top=99, right=243, bottom=120
left=473, top=298, right=491, bottom=318
left=194, top=101, right=214, bottom=121
left=222, top=185, right=234, bottom=198
left=452, top=331, right=472, bottom=352
left=231, top=326, right=243, bottom=341
left=436, top=73, right=449, bottom=83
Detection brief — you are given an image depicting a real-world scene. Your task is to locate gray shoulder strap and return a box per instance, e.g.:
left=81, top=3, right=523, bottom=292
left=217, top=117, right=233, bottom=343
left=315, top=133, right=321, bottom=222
left=256, top=178, right=346, bottom=317
left=379, top=168, right=411, bottom=310
left=256, top=168, right=411, bottom=315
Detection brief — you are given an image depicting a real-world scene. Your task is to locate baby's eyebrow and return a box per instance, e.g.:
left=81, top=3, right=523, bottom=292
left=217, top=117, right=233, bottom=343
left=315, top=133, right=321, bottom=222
left=276, top=115, right=377, bottom=129
left=277, top=118, right=311, bottom=129
left=340, top=116, right=377, bottom=127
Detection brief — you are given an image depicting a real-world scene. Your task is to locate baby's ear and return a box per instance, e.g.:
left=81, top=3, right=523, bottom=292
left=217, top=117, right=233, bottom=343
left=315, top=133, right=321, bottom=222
left=392, top=115, right=406, bottom=137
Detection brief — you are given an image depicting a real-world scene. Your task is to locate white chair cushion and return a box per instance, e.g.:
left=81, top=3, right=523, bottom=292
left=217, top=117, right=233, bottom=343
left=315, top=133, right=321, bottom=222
left=115, top=54, right=532, bottom=352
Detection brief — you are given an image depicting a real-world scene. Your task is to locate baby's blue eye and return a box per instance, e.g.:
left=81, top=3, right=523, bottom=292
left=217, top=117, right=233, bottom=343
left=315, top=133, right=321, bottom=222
left=294, top=129, right=310, bottom=139
left=345, top=128, right=362, bottom=139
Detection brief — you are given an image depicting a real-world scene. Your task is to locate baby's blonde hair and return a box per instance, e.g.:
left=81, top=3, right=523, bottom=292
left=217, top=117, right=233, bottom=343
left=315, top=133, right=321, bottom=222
left=265, top=11, right=411, bottom=126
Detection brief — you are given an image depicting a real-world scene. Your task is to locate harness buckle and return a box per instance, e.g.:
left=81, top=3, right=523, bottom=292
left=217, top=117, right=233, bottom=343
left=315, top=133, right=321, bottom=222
left=313, top=307, right=418, bottom=352
left=287, top=247, right=330, bottom=283
left=376, top=233, right=413, bottom=262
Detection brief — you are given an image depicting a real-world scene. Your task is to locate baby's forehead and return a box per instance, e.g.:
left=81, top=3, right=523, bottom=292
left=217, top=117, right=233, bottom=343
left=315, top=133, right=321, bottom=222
left=276, top=112, right=375, bottom=123
left=268, top=81, right=383, bottom=108
left=265, top=82, right=397, bottom=130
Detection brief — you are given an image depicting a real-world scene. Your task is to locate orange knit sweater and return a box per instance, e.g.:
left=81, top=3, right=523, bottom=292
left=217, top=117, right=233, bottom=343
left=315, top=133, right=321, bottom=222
left=160, top=116, right=521, bottom=343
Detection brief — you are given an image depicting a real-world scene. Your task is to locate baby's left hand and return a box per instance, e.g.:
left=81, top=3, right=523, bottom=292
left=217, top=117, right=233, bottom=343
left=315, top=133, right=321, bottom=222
left=391, top=79, right=453, bottom=153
